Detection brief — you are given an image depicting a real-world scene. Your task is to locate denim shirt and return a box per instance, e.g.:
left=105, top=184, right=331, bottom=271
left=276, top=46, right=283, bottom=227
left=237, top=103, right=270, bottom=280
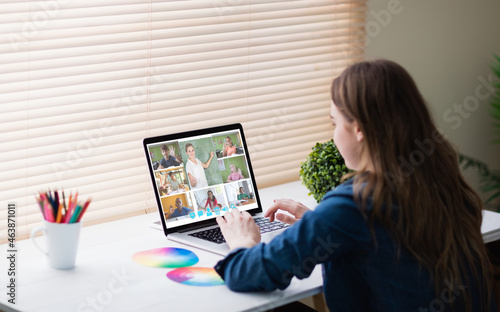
left=214, top=180, right=494, bottom=312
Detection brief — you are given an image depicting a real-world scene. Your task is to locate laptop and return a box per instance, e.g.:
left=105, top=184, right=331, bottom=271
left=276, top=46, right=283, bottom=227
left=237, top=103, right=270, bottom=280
left=143, top=123, right=290, bottom=255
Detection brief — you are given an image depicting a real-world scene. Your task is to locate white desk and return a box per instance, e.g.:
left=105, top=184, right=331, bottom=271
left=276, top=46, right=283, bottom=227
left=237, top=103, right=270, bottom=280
left=482, top=209, right=500, bottom=244
left=2, top=180, right=500, bottom=312
left=0, top=181, right=320, bottom=312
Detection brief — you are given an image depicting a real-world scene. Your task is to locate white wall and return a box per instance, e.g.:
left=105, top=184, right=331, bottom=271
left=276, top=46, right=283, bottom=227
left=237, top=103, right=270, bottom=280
left=365, top=0, right=500, bottom=206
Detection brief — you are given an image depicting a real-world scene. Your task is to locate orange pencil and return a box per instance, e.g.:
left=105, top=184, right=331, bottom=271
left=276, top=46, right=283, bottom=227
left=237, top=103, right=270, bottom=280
left=56, top=203, right=63, bottom=223
left=69, top=192, right=79, bottom=222
left=64, top=193, right=74, bottom=223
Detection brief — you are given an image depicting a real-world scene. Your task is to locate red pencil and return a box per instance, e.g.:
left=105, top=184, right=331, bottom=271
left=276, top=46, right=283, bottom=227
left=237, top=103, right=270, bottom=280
left=75, top=199, right=91, bottom=223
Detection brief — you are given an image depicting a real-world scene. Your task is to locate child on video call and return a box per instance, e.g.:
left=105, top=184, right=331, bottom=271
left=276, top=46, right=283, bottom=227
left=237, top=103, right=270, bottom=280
left=167, top=171, right=184, bottom=192
left=165, top=198, right=192, bottom=219
left=237, top=187, right=250, bottom=200
left=205, top=190, right=218, bottom=209
left=158, top=144, right=182, bottom=169
left=227, top=163, right=245, bottom=182
left=223, top=136, right=237, bottom=156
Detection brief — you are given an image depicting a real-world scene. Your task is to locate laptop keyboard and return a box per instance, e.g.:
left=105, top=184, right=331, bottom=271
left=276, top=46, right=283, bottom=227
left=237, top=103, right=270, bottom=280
left=188, top=217, right=291, bottom=244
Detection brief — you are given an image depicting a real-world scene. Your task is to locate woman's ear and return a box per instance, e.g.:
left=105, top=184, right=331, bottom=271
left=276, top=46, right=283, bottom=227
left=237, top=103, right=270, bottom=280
left=354, top=121, right=364, bottom=142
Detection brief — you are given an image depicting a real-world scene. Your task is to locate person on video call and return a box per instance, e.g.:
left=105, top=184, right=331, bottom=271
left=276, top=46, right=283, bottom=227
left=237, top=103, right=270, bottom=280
left=226, top=164, right=245, bottom=182
left=237, top=187, right=250, bottom=200
left=205, top=190, right=218, bottom=209
left=165, top=198, right=192, bottom=219
left=157, top=172, right=169, bottom=195
left=185, top=143, right=214, bottom=189
left=223, top=136, right=237, bottom=157
left=213, top=59, right=495, bottom=312
left=158, top=144, right=182, bottom=169
left=167, top=171, right=184, bottom=192
left=155, top=175, right=167, bottom=196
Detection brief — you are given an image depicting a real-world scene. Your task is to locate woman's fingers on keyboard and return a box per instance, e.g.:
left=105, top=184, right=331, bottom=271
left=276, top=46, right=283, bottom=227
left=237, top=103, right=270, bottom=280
left=265, top=199, right=310, bottom=222
left=275, top=213, right=298, bottom=225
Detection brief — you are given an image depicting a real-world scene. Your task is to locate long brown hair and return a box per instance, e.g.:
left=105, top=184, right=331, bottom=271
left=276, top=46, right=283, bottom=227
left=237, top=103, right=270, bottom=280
left=331, top=59, right=492, bottom=311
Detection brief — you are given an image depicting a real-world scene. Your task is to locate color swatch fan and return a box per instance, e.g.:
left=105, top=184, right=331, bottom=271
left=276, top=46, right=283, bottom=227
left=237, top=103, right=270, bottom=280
left=132, top=247, right=199, bottom=268
left=167, top=267, right=225, bottom=286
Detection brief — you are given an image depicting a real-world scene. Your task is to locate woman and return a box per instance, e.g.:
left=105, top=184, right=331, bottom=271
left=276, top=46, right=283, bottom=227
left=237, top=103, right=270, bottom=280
left=185, top=143, right=214, bottom=189
left=214, top=60, right=494, bottom=311
left=205, top=190, right=218, bottom=209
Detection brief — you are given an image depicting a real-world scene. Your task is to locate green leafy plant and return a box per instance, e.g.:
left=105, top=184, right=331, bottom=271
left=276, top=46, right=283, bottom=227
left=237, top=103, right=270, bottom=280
left=459, top=154, right=500, bottom=211
left=459, top=54, right=500, bottom=212
left=299, top=139, right=349, bottom=203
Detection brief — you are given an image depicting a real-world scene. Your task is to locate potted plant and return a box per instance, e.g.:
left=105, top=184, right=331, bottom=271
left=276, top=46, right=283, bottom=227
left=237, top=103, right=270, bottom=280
left=299, top=139, right=349, bottom=203
left=459, top=54, right=500, bottom=212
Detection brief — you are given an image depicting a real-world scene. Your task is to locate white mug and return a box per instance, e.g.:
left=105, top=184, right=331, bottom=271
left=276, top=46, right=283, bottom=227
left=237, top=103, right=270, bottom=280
left=31, top=220, right=82, bottom=270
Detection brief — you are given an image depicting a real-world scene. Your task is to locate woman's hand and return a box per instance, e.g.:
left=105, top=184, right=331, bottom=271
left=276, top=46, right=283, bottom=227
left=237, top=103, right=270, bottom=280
left=265, top=199, right=311, bottom=225
left=188, top=173, right=197, bottom=187
left=202, top=152, right=215, bottom=168
left=216, top=209, right=261, bottom=251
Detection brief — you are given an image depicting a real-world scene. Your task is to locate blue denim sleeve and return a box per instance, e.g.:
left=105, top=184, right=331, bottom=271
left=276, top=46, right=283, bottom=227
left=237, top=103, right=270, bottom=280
left=214, top=186, right=372, bottom=292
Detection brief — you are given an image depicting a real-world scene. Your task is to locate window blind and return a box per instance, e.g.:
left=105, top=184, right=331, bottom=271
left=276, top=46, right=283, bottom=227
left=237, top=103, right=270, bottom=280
left=0, top=0, right=367, bottom=241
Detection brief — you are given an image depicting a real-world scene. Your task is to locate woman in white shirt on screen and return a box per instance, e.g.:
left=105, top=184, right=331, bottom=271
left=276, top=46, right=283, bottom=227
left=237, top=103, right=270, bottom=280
left=185, top=143, right=215, bottom=189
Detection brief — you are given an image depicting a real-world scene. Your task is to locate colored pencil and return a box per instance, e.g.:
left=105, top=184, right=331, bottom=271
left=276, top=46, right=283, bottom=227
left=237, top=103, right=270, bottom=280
left=54, top=191, right=59, bottom=221
left=69, top=205, right=81, bottom=223
left=64, top=193, right=74, bottom=223
left=44, top=201, right=53, bottom=222
left=36, top=189, right=91, bottom=223
left=56, top=204, right=63, bottom=223
left=62, top=190, right=67, bottom=217
left=76, top=199, right=91, bottom=223
left=36, top=196, right=45, bottom=219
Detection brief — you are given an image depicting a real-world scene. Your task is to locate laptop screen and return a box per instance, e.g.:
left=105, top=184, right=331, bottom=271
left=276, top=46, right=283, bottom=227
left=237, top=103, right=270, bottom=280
left=143, top=124, right=261, bottom=232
